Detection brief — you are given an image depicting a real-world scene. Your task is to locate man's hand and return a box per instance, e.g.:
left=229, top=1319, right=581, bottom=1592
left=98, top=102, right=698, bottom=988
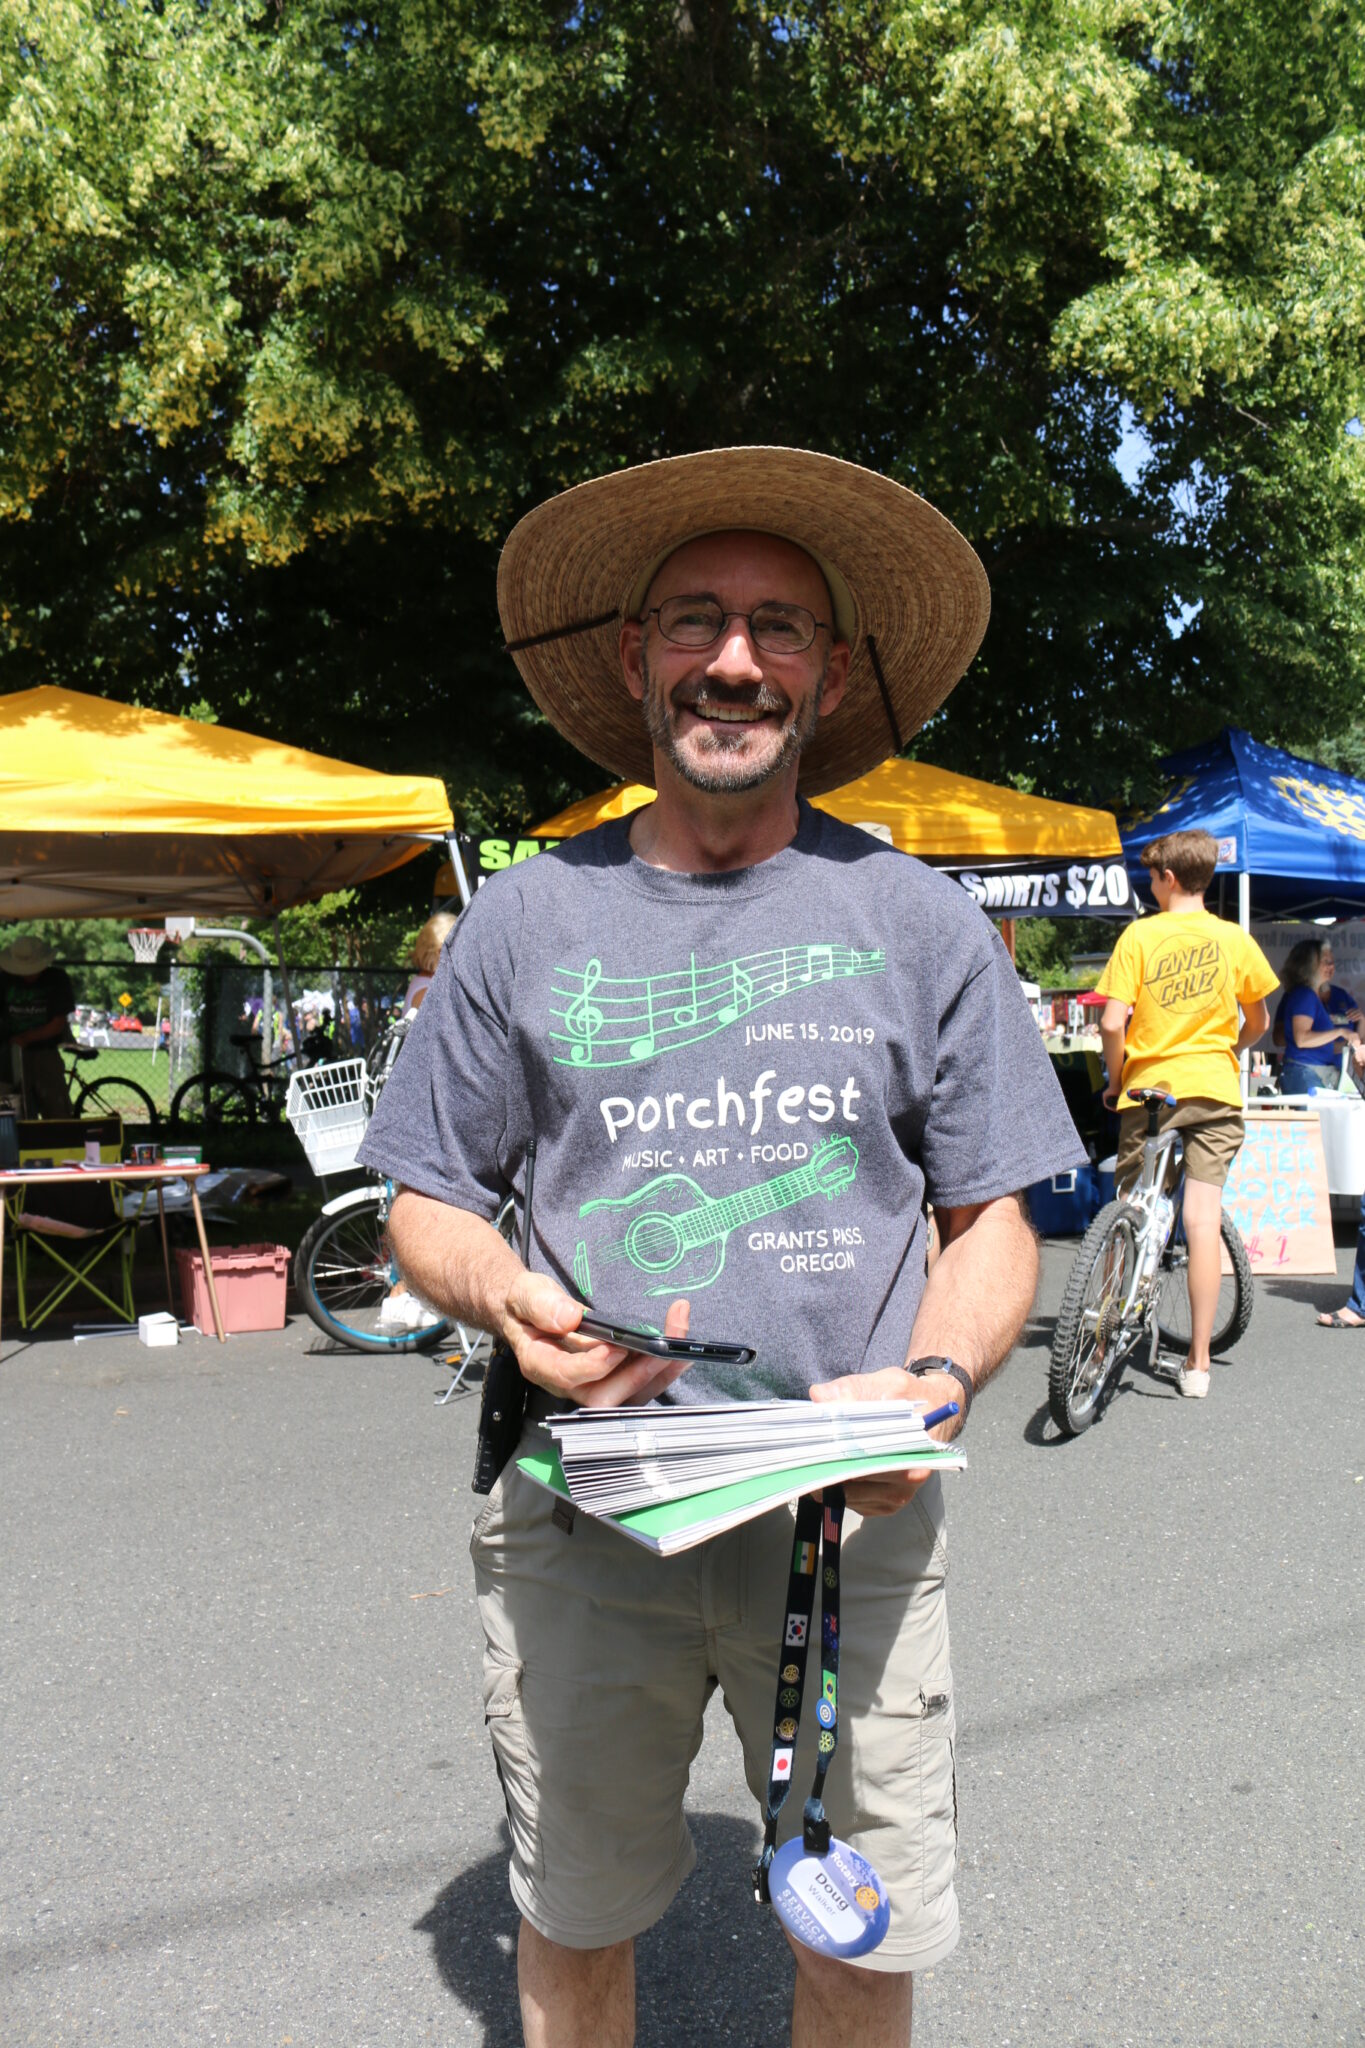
left=501, top=1273, right=694, bottom=1409
left=1101, top=1080, right=1121, bottom=1111
left=809, top=1365, right=960, bottom=1518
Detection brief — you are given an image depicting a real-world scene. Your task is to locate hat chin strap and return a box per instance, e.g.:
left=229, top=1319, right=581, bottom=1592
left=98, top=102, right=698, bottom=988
left=503, top=609, right=620, bottom=655
left=863, top=635, right=904, bottom=753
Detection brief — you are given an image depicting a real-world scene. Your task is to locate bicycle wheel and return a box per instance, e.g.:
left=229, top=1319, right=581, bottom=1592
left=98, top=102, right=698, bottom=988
left=1048, top=1200, right=1144, bottom=1436
left=1155, top=1210, right=1254, bottom=1355
left=295, top=1191, right=454, bottom=1354
left=171, top=1070, right=259, bottom=1134
left=74, top=1071, right=161, bottom=1135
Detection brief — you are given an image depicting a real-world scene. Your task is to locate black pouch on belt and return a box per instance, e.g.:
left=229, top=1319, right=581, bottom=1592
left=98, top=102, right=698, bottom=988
left=472, top=1344, right=528, bottom=1495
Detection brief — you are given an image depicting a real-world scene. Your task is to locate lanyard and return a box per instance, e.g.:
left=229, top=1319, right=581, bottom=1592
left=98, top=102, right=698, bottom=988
left=753, top=1485, right=844, bottom=1904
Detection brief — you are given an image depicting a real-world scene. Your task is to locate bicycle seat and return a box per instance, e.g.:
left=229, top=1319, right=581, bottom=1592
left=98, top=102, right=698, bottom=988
left=1130, top=1086, right=1177, bottom=1107
left=70, top=1045, right=98, bottom=1063
left=228, top=1031, right=257, bottom=1048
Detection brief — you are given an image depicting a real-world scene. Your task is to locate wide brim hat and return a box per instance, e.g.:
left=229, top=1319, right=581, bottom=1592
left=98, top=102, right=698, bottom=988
left=0, top=934, right=55, bottom=975
left=496, top=446, right=990, bottom=797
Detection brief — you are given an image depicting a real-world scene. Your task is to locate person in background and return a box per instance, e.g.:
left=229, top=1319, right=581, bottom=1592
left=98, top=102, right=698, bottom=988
left=1275, top=939, right=1363, bottom=1095
left=403, top=912, right=458, bottom=1016
left=0, top=935, right=76, bottom=1116
left=1096, top=829, right=1276, bottom=1399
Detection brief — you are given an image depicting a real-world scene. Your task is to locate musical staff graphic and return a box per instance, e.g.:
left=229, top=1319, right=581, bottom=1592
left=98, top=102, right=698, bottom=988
left=549, top=943, right=886, bottom=1068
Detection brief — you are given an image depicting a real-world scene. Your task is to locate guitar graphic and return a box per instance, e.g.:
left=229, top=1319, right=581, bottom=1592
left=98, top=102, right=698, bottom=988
left=573, top=1135, right=859, bottom=1302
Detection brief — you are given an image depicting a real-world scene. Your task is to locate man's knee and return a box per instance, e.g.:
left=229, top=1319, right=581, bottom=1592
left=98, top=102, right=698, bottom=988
left=788, top=1931, right=913, bottom=2016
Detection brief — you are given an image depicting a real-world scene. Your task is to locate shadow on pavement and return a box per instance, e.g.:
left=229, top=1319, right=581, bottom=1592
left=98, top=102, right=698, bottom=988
left=418, top=1814, right=796, bottom=2046
left=1258, top=1275, right=1355, bottom=1312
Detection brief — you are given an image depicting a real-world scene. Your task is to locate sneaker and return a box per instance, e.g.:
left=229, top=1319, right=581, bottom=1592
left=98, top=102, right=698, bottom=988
left=1176, top=1366, right=1210, bottom=1399
left=379, top=1291, right=438, bottom=1330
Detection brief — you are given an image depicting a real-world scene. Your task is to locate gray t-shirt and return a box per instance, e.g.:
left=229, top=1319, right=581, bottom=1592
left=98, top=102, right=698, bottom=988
left=360, top=803, right=1084, bottom=1401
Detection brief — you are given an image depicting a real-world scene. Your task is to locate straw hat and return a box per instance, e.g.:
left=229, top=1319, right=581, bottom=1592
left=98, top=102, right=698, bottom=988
left=496, top=446, right=990, bottom=797
left=0, top=934, right=55, bottom=976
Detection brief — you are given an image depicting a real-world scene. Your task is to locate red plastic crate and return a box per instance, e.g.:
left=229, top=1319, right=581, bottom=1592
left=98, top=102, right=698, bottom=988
left=176, top=1242, right=290, bottom=1335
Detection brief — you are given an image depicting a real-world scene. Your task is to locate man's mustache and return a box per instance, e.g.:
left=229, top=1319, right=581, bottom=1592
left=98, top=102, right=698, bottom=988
left=671, top=683, right=790, bottom=716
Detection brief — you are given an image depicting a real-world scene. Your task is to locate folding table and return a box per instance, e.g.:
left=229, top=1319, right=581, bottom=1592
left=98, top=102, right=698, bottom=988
left=0, top=1161, right=226, bottom=1356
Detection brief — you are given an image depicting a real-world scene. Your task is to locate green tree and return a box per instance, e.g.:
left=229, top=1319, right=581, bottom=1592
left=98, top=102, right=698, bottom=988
left=2, top=0, right=1362, bottom=821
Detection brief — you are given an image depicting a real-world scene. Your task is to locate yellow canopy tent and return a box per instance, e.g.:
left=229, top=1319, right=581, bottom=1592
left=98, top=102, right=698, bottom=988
left=538, top=760, right=1121, bottom=859
left=0, top=687, right=454, bottom=919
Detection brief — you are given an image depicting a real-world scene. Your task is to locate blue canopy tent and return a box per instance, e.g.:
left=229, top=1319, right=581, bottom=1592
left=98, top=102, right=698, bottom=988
left=1120, top=728, right=1365, bottom=926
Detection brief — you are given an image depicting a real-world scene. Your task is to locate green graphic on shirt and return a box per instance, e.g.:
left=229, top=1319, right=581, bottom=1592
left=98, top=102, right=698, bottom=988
left=551, top=943, right=885, bottom=1068
left=572, top=1134, right=858, bottom=1301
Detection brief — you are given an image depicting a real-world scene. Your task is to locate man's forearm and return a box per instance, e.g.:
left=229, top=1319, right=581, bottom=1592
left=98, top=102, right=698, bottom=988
left=387, top=1188, right=522, bottom=1332
left=904, top=1194, right=1038, bottom=1397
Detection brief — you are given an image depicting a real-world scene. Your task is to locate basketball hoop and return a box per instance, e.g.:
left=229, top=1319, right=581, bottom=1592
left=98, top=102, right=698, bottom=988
left=128, top=927, right=167, bottom=966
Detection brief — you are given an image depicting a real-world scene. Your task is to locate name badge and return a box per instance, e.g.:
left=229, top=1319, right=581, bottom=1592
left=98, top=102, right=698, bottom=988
left=768, top=1835, right=890, bottom=1959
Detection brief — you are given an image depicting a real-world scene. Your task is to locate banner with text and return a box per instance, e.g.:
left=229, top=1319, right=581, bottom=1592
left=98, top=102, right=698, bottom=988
left=941, top=858, right=1134, bottom=920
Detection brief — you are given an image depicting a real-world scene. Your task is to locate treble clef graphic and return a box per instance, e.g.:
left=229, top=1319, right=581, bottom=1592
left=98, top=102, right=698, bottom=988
left=564, top=958, right=605, bottom=1064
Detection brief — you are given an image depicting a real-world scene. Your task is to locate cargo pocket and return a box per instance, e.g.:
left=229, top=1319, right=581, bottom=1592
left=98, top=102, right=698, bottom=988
left=482, top=1650, right=543, bottom=1880
left=916, top=1685, right=957, bottom=1906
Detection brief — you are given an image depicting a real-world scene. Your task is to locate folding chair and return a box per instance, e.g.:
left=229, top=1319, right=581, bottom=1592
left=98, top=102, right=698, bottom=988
left=9, top=1117, right=148, bottom=1332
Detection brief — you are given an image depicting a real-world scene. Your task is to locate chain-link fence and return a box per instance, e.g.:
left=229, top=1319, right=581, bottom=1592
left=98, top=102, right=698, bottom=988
left=25, top=958, right=412, bottom=1129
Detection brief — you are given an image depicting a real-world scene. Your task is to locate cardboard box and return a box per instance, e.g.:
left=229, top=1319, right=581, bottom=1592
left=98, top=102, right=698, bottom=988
left=138, top=1311, right=179, bottom=1347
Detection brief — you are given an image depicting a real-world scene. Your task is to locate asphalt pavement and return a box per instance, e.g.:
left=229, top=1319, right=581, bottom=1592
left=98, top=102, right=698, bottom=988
left=2, top=1241, right=1361, bottom=2046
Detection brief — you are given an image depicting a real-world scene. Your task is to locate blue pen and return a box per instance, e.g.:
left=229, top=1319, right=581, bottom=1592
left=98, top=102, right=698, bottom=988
left=919, top=1402, right=959, bottom=1431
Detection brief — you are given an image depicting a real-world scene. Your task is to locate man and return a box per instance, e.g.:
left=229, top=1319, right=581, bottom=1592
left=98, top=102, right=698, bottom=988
left=1095, top=829, right=1276, bottom=1397
left=0, top=934, right=76, bottom=1116
left=361, top=447, right=1084, bottom=2047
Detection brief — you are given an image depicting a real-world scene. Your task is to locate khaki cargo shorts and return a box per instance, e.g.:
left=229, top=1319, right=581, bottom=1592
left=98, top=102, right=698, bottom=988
left=470, top=1428, right=960, bottom=1974
left=1116, top=1096, right=1245, bottom=1192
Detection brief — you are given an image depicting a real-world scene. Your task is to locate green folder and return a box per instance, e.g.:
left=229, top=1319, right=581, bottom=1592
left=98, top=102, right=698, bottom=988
left=517, top=1441, right=965, bottom=1556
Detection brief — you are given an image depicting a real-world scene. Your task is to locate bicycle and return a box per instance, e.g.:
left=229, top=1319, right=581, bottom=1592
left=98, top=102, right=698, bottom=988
left=169, top=1024, right=338, bottom=1134
left=1047, top=1087, right=1254, bottom=1436
left=63, top=1043, right=162, bottom=1134
left=286, top=1016, right=515, bottom=1370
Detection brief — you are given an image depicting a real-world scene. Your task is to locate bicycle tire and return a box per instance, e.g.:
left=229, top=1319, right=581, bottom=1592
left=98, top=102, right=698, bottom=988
left=1048, top=1200, right=1144, bottom=1436
left=295, top=1193, right=454, bottom=1354
left=74, top=1072, right=161, bottom=1134
left=1155, top=1211, right=1254, bottom=1356
left=170, top=1069, right=260, bottom=1134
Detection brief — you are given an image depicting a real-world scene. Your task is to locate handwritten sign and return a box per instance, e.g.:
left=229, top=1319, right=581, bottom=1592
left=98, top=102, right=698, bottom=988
left=1223, top=1109, right=1336, bottom=1274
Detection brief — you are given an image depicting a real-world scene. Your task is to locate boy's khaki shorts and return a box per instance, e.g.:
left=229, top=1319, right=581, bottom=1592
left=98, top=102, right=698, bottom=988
left=1116, top=1097, right=1244, bottom=1192
left=470, top=1428, right=960, bottom=1974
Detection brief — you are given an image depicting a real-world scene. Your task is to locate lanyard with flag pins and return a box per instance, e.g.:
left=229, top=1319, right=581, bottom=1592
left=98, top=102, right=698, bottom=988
left=752, top=1486, right=890, bottom=1958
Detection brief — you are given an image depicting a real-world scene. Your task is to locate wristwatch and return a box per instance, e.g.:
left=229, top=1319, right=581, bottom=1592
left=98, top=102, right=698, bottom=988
left=905, top=1355, right=974, bottom=1424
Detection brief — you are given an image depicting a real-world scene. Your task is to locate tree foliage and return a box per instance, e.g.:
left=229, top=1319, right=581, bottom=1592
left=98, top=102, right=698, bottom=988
left=2, top=0, right=1363, bottom=822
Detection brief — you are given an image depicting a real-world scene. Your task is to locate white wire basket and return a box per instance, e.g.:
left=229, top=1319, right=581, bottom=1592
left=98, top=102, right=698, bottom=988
left=285, top=1059, right=373, bottom=1176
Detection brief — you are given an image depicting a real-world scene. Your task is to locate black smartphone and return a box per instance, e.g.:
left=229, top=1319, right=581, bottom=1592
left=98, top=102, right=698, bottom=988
left=572, top=1312, right=756, bottom=1366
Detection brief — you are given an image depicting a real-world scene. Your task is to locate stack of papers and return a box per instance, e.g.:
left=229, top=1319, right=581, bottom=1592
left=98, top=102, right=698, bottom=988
left=517, top=1399, right=965, bottom=1555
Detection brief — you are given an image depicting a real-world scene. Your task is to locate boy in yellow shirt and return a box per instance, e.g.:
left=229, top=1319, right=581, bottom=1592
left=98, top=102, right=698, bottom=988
left=1095, top=829, right=1277, bottom=1398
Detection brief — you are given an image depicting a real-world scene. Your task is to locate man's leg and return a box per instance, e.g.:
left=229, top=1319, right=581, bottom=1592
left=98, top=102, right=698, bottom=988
left=790, top=1941, right=912, bottom=2047
left=518, top=1923, right=633, bottom=2048
left=1180, top=1175, right=1224, bottom=1380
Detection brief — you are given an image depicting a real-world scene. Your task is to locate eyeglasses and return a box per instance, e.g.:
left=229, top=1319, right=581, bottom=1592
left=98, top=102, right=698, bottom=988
left=645, top=597, right=830, bottom=655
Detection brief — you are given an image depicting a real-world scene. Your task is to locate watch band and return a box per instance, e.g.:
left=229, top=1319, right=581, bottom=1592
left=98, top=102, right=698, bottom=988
left=905, top=1355, right=973, bottom=1423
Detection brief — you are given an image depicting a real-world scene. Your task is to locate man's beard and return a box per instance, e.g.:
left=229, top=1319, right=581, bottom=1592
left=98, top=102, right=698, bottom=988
left=639, top=647, right=826, bottom=794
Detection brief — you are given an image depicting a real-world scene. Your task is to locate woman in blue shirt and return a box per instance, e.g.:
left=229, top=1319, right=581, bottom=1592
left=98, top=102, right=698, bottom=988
left=1277, top=938, right=1362, bottom=1093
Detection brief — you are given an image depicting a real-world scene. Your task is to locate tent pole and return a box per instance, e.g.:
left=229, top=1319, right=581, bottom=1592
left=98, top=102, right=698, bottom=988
left=446, top=833, right=473, bottom=910
left=272, top=917, right=298, bottom=1053
left=1239, top=869, right=1252, bottom=1102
